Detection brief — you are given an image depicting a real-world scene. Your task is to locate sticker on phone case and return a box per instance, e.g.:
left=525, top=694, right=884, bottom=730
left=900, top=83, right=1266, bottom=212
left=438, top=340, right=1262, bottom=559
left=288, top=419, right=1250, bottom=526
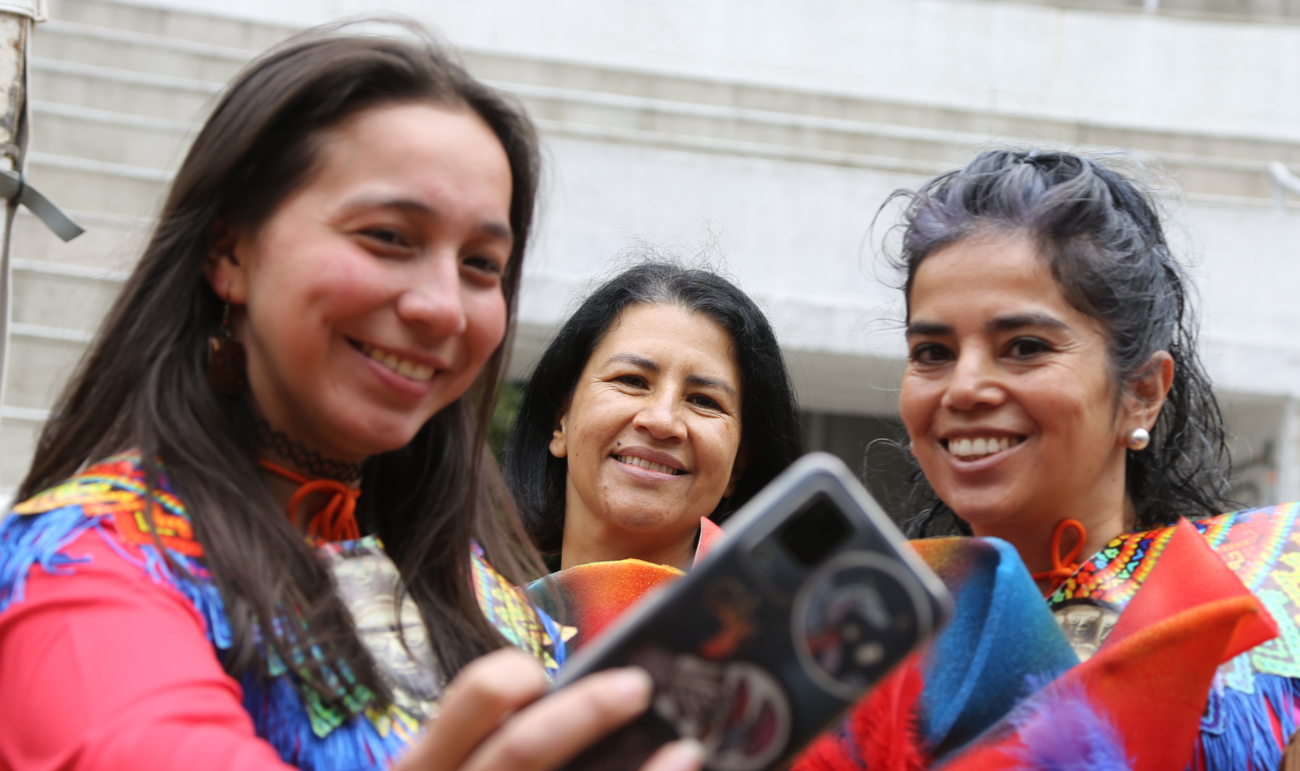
left=632, top=646, right=791, bottom=771
left=699, top=577, right=760, bottom=659
left=792, top=551, right=931, bottom=699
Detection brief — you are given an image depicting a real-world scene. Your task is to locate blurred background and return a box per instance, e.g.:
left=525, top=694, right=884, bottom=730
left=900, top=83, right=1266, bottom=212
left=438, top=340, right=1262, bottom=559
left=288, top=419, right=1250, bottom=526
left=6, top=0, right=1300, bottom=516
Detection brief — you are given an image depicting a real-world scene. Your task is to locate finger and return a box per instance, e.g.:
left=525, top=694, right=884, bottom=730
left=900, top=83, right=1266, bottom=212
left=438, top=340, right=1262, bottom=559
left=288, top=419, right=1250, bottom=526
left=403, top=648, right=550, bottom=771
left=640, top=739, right=706, bottom=771
left=461, top=666, right=654, bottom=771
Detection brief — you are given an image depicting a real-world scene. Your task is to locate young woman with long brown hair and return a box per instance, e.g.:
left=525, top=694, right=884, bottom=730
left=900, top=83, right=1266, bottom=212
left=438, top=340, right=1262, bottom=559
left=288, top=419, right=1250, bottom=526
left=0, top=25, right=701, bottom=771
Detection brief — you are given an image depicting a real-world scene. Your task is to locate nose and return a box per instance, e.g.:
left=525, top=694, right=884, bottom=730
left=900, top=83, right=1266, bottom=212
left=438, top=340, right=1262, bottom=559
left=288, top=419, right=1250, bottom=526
left=942, top=346, right=1006, bottom=411
left=633, top=388, right=687, bottom=442
left=396, top=252, right=467, bottom=337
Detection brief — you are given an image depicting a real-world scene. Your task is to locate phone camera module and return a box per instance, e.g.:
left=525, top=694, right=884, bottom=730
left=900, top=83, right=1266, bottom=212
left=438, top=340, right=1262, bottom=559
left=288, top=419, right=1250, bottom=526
left=779, top=497, right=851, bottom=567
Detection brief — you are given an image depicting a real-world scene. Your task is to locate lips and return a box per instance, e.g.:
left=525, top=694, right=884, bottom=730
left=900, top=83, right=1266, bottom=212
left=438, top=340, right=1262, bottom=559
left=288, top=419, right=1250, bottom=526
left=615, top=454, right=685, bottom=475
left=942, top=435, right=1025, bottom=461
left=351, top=340, right=438, bottom=382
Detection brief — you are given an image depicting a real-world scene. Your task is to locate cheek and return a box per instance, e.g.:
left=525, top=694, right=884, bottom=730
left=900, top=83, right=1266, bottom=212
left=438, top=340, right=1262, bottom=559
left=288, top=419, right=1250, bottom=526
left=465, top=291, right=508, bottom=362
left=898, top=378, right=936, bottom=439
left=699, top=421, right=743, bottom=480
left=565, top=397, right=619, bottom=463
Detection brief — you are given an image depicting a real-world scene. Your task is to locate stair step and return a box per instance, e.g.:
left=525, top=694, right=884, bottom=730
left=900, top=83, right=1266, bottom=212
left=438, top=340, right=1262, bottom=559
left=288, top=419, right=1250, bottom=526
left=47, top=0, right=296, bottom=53
left=10, top=210, right=151, bottom=272
left=0, top=418, right=41, bottom=492
left=32, top=58, right=221, bottom=123
left=27, top=152, right=170, bottom=219
left=34, top=19, right=255, bottom=82
left=32, top=100, right=197, bottom=171
left=4, top=333, right=87, bottom=411
left=11, top=260, right=125, bottom=333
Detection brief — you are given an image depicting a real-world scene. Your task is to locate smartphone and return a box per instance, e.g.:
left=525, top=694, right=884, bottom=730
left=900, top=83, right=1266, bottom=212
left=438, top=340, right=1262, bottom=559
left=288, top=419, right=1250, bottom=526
left=551, top=452, right=952, bottom=771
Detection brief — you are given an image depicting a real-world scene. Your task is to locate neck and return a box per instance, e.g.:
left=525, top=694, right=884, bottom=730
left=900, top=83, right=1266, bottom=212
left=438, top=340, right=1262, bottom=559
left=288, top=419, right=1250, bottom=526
left=972, top=498, right=1134, bottom=593
left=559, top=517, right=698, bottom=572
left=254, top=416, right=364, bottom=483
left=253, top=419, right=364, bottom=533
left=968, top=447, right=1134, bottom=591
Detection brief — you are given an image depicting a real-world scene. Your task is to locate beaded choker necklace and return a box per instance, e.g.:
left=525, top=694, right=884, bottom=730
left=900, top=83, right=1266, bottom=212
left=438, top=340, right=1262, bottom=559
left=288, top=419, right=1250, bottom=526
left=254, top=417, right=364, bottom=483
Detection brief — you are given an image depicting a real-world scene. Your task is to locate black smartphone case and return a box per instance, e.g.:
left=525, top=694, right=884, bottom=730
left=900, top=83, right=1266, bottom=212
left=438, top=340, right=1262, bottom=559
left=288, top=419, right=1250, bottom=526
left=553, top=452, right=952, bottom=771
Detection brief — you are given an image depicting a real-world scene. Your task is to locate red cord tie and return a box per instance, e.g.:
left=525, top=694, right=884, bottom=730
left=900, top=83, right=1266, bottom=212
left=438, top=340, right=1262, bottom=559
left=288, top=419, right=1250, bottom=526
left=259, top=459, right=360, bottom=542
left=1030, top=518, right=1086, bottom=595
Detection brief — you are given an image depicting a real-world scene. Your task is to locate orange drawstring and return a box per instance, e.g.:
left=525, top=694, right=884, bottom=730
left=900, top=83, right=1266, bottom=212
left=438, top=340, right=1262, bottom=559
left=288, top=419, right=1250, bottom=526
left=1030, top=518, right=1086, bottom=595
left=259, top=459, right=360, bottom=542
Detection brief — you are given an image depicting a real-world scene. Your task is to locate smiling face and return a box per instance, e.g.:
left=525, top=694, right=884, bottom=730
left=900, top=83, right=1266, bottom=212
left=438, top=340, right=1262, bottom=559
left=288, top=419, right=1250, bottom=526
left=899, top=233, right=1137, bottom=546
left=551, top=303, right=745, bottom=570
left=206, top=102, right=513, bottom=462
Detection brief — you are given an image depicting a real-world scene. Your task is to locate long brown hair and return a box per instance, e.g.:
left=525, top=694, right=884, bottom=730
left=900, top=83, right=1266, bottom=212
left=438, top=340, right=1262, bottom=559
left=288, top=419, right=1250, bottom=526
left=20, top=24, right=542, bottom=705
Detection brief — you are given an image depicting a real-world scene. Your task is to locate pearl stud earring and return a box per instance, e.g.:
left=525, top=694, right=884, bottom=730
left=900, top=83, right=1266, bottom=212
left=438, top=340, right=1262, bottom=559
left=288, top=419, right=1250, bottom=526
left=1127, top=427, right=1150, bottom=451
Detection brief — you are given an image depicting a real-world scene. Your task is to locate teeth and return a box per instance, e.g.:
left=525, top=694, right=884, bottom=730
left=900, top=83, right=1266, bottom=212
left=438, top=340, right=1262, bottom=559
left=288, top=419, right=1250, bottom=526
left=615, top=455, right=683, bottom=476
left=359, top=342, right=435, bottom=382
left=948, top=436, right=1022, bottom=460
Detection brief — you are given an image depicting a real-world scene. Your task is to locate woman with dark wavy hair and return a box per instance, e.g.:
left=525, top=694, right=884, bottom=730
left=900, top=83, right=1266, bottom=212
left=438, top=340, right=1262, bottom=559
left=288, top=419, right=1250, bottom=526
left=0, top=25, right=700, bottom=771
left=798, top=151, right=1300, bottom=770
left=505, top=262, right=803, bottom=647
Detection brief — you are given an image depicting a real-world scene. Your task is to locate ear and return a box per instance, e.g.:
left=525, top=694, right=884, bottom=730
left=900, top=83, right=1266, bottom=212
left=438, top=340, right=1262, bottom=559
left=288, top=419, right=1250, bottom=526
left=1121, top=350, right=1175, bottom=441
left=203, top=218, right=249, bottom=304
left=548, top=405, right=569, bottom=459
left=724, top=444, right=751, bottom=497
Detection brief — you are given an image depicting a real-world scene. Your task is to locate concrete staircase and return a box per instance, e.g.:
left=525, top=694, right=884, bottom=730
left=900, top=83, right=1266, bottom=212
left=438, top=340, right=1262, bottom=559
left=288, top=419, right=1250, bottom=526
left=0, top=1, right=290, bottom=492
left=3, top=0, right=1296, bottom=496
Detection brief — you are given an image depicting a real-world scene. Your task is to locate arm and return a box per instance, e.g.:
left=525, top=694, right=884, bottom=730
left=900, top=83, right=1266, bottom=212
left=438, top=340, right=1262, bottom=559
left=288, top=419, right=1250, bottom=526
left=0, top=529, right=291, bottom=771
left=0, top=528, right=701, bottom=771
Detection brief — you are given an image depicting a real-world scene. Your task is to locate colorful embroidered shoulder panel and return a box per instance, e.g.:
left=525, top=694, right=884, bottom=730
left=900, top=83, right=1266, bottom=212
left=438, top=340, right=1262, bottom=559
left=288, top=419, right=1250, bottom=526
left=470, top=541, right=567, bottom=674
left=11, top=453, right=202, bottom=557
left=1047, top=503, right=1300, bottom=687
left=1, top=454, right=567, bottom=769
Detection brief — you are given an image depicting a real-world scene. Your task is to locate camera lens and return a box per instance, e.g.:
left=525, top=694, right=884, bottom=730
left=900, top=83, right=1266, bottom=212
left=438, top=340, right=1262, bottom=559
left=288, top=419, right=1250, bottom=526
left=779, top=497, right=851, bottom=567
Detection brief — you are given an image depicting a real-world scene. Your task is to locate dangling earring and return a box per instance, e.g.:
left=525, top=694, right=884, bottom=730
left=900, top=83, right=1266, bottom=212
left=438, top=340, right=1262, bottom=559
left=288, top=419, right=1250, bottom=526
left=1127, top=427, right=1150, bottom=451
left=207, top=294, right=246, bottom=395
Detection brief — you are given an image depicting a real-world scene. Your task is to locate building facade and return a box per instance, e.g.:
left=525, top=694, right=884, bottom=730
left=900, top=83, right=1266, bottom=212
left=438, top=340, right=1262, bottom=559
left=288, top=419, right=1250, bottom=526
left=4, top=0, right=1299, bottom=514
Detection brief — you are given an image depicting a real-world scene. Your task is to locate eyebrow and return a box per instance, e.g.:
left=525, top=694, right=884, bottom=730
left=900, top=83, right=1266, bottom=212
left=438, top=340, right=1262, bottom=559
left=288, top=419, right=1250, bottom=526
left=604, top=353, right=738, bottom=399
left=906, top=312, right=1069, bottom=337
left=341, top=195, right=513, bottom=242
left=988, top=313, right=1070, bottom=333
left=686, top=374, right=738, bottom=399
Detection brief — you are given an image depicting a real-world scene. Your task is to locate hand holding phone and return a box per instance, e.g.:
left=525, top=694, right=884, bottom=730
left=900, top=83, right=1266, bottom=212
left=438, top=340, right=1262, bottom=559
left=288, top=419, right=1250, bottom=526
left=550, top=453, right=952, bottom=771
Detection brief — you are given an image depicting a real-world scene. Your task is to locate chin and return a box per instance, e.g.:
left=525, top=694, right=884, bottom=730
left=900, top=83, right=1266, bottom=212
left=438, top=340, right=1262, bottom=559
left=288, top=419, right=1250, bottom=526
left=604, top=502, right=692, bottom=535
left=939, top=493, right=1022, bottom=530
left=335, top=417, right=427, bottom=458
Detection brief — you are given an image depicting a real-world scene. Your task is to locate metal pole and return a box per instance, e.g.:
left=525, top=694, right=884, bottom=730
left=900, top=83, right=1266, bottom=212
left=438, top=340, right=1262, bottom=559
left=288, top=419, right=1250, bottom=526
left=0, top=8, right=32, bottom=418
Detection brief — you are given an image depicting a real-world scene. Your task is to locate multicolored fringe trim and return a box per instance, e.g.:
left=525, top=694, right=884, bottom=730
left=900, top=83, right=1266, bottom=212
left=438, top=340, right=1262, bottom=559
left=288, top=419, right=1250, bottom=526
left=1197, top=673, right=1300, bottom=771
left=241, top=670, right=413, bottom=769
left=0, top=454, right=567, bottom=770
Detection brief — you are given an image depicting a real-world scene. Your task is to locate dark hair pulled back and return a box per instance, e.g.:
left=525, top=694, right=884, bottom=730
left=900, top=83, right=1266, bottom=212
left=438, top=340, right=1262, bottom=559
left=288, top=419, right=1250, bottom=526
left=20, top=24, right=541, bottom=710
left=505, top=262, right=804, bottom=554
left=891, top=150, right=1230, bottom=537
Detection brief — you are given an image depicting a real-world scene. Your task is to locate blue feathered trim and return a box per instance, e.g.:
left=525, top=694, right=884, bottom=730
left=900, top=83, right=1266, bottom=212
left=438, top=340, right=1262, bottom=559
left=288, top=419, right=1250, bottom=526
left=242, top=670, right=412, bottom=770
left=0, top=505, right=103, bottom=614
left=90, top=521, right=232, bottom=651
left=1007, top=679, right=1132, bottom=771
left=1198, top=673, right=1299, bottom=771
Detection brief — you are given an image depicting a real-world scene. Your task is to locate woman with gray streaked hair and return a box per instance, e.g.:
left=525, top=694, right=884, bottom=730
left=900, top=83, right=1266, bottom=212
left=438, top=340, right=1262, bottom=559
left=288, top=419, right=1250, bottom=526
left=796, top=150, right=1300, bottom=769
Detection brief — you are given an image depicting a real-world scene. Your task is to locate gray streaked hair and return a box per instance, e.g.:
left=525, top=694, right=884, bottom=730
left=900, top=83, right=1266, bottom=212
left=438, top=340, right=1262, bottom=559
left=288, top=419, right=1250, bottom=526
left=890, top=150, right=1230, bottom=536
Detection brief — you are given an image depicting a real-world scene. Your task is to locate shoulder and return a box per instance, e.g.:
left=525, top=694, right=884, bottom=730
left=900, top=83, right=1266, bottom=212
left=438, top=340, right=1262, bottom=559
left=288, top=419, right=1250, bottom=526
left=470, top=544, right=570, bottom=675
left=0, top=453, right=225, bottom=643
left=1195, top=503, right=1300, bottom=590
left=7, top=453, right=202, bottom=557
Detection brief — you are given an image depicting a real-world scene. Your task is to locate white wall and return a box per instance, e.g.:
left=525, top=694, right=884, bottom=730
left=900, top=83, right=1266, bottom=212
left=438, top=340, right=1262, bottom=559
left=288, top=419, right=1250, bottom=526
left=124, top=0, right=1300, bottom=142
